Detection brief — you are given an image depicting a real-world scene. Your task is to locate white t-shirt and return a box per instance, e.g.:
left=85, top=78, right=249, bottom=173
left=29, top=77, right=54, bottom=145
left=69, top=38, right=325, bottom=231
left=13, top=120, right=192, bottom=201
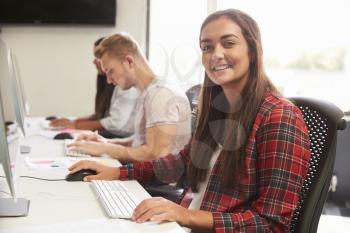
left=131, top=79, right=191, bottom=155
left=100, top=86, right=139, bottom=136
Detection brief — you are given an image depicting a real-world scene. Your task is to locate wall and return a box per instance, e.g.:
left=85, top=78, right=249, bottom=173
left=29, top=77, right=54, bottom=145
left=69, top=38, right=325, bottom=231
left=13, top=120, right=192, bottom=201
left=0, top=0, right=147, bottom=118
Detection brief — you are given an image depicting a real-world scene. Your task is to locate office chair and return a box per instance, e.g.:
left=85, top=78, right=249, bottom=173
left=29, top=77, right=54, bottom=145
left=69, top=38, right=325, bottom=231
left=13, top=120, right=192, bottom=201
left=143, top=84, right=202, bottom=203
left=185, top=84, right=201, bottom=133
left=288, top=97, right=347, bottom=233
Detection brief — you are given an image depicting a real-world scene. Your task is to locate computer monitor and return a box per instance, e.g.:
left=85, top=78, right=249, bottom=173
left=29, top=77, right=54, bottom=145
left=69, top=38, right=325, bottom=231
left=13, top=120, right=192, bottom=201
left=13, top=53, right=30, bottom=116
left=7, top=48, right=32, bottom=154
left=7, top=48, right=27, bottom=136
left=0, top=87, right=30, bottom=217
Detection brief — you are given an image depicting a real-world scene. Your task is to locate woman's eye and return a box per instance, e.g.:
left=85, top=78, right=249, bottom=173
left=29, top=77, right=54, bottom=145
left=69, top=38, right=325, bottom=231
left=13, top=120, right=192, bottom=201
left=201, top=45, right=212, bottom=52
left=224, top=41, right=235, bottom=47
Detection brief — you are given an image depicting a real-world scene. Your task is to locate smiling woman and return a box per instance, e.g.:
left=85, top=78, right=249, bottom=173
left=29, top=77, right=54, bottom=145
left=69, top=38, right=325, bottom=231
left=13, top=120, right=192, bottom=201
left=69, top=9, right=311, bottom=233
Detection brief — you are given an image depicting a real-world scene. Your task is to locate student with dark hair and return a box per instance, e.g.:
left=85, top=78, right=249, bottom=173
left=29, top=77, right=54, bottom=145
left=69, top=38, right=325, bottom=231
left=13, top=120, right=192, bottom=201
left=51, top=37, right=138, bottom=137
left=69, top=9, right=311, bottom=232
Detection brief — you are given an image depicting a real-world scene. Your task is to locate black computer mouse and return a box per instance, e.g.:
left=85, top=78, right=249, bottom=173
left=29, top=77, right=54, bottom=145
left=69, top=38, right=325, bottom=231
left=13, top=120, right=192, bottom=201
left=53, top=132, right=73, bottom=140
left=45, top=116, right=57, bottom=121
left=65, top=169, right=97, bottom=182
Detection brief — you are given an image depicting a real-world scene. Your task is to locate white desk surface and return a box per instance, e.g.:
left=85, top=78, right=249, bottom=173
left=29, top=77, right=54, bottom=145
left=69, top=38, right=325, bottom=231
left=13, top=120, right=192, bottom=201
left=0, top=118, right=185, bottom=233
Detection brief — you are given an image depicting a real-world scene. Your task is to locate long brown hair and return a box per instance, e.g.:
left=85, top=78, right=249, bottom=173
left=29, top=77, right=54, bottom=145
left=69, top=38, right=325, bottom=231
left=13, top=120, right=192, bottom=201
left=188, top=9, right=280, bottom=191
left=93, top=37, right=115, bottom=119
left=95, top=74, right=114, bottom=119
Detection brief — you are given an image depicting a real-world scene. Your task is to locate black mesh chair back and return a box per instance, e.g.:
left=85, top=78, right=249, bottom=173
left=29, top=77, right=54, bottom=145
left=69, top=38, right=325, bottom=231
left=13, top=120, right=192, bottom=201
left=185, top=84, right=201, bottom=133
left=289, top=97, right=346, bottom=233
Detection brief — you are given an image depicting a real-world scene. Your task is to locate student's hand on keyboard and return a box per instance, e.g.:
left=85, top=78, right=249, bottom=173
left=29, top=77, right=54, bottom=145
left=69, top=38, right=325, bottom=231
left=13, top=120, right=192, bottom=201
left=132, top=197, right=189, bottom=225
left=67, top=140, right=107, bottom=156
left=77, top=133, right=108, bottom=143
left=50, top=118, right=75, bottom=129
left=69, top=160, right=120, bottom=182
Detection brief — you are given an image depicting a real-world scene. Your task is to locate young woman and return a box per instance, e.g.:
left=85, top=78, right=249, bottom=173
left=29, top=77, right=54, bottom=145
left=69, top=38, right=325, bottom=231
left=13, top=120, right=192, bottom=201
left=69, top=9, right=311, bottom=232
left=50, top=37, right=138, bottom=137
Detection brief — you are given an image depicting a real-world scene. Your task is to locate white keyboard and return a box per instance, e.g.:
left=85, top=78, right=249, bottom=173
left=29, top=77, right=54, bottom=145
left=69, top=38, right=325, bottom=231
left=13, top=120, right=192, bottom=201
left=90, top=180, right=139, bottom=219
left=64, top=139, right=91, bottom=157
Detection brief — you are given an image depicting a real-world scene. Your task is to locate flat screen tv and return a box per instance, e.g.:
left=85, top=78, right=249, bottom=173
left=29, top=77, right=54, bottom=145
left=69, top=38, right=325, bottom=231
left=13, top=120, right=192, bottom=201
left=0, top=0, right=116, bottom=26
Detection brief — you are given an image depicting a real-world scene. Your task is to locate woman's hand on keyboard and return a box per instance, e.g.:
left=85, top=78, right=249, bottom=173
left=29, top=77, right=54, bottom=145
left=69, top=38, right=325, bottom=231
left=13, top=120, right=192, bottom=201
left=132, top=197, right=189, bottom=225
left=77, top=133, right=108, bottom=143
left=68, top=160, right=120, bottom=181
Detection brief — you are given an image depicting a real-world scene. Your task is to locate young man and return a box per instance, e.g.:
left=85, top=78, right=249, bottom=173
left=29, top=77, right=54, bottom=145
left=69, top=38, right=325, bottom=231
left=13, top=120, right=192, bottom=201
left=50, top=37, right=138, bottom=138
left=69, top=33, right=191, bottom=162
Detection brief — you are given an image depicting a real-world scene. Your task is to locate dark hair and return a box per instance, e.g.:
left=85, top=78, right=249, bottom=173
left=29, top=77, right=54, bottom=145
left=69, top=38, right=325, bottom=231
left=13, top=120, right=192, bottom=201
left=94, top=74, right=114, bottom=119
left=93, top=37, right=114, bottom=119
left=94, top=37, right=105, bottom=47
left=187, top=9, right=280, bottom=191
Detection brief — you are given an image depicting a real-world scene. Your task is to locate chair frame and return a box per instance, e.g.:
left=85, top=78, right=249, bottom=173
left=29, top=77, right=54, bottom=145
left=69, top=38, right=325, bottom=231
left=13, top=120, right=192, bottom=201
left=289, top=97, right=346, bottom=233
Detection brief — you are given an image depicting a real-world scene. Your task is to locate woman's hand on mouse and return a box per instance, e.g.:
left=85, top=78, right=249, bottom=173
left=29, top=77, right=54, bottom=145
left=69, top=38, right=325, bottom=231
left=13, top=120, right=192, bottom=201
left=69, top=160, right=120, bottom=181
left=67, top=141, right=107, bottom=156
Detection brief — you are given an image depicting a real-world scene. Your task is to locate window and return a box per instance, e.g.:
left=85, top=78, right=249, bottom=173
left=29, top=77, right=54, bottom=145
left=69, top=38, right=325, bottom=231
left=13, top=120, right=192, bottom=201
left=217, top=0, right=350, bottom=112
left=149, top=0, right=207, bottom=91
left=148, top=0, right=350, bottom=112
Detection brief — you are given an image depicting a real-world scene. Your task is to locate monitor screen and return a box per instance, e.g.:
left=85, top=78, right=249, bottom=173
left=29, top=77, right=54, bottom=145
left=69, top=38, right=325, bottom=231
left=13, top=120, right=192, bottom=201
left=0, top=0, right=116, bottom=25
left=7, top=49, right=27, bottom=137
left=0, top=90, right=16, bottom=198
left=13, top=55, right=30, bottom=116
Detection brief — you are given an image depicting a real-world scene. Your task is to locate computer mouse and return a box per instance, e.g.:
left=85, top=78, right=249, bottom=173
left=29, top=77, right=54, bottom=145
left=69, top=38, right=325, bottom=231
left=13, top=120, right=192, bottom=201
left=45, top=116, right=57, bottom=120
left=53, top=132, right=73, bottom=140
left=65, top=169, right=97, bottom=182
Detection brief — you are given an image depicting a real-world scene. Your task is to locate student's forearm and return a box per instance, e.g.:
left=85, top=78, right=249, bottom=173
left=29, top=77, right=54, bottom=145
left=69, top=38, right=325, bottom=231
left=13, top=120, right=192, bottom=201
left=103, top=144, right=161, bottom=162
left=75, top=120, right=104, bottom=130
left=75, top=114, right=97, bottom=122
left=108, top=136, right=134, bottom=147
left=183, top=209, right=214, bottom=233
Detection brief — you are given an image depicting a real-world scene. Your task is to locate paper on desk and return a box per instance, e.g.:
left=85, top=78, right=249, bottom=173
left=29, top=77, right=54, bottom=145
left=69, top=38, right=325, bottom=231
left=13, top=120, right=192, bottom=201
left=0, top=218, right=185, bottom=233
left=25, top=157, right=77, bottom=170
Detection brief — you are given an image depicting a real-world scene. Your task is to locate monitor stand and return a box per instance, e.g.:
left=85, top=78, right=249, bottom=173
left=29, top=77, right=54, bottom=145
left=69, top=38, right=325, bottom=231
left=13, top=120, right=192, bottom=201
left=20, top=145, right=31, bottom=154
left=0, top=198, right=30, bottom=217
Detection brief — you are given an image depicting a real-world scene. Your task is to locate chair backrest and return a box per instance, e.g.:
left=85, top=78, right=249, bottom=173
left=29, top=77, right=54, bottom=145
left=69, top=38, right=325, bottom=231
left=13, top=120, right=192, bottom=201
left=185, top=84, right=201, bottom=133
left=288, top=97, right=347, bottom=233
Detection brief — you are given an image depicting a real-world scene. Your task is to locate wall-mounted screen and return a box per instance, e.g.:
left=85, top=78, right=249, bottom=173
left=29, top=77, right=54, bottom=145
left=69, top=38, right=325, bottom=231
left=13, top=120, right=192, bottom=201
left=0, top=0, right=116, bottom=26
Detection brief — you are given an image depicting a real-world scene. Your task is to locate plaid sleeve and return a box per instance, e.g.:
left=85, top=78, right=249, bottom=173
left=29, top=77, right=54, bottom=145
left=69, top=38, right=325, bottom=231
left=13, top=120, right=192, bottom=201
left=212, top=104, right=310, bottom=233
left=119, top=144, right=192, bottom=184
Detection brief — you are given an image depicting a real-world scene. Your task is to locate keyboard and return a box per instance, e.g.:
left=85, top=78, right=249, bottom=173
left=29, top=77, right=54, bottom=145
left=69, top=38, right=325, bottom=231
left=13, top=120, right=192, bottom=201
left=64, top=139, right=91, bottom=157
left=90, top=180, right=139, bottom=219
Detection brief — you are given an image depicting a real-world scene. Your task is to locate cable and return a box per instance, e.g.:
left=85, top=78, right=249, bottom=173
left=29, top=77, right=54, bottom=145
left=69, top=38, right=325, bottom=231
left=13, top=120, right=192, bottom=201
left=21, top=176, right=65, bottom=181
left=0, top=175, right=65, bottom=181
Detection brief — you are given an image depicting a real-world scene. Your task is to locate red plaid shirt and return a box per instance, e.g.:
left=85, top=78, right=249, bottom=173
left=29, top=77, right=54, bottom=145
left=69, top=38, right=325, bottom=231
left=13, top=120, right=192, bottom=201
left=119, top=92, right=311, bottom=233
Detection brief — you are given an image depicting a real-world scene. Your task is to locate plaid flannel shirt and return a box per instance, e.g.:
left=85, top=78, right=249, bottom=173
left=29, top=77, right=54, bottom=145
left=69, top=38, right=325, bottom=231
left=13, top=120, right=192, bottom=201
left=119, top=92, right=311, bottom=233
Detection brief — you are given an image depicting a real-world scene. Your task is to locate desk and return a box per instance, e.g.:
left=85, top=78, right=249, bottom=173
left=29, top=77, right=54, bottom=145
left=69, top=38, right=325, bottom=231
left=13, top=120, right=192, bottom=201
left=0, top=118, right=185, bottom=233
